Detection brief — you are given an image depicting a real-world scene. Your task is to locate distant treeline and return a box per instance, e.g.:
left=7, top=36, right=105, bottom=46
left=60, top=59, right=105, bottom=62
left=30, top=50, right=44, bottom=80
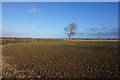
left=1, top=37, right=119, bottom=40
left=1, top=37, right=63, bottom=45
left=0, top=37, right=118, bottom=45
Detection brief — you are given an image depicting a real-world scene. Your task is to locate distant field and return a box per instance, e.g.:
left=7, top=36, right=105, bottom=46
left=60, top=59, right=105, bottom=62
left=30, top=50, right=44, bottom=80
left=2, top=40, right=119, bottom=79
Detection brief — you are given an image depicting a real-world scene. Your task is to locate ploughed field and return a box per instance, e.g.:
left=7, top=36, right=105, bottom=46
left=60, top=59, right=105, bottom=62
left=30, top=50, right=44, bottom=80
left=2, top=40, right=119, bottom=79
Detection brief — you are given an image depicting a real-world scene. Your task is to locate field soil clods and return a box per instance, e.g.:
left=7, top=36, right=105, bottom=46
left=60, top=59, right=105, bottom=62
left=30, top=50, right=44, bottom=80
left=2, top=40, right=119, bottom=79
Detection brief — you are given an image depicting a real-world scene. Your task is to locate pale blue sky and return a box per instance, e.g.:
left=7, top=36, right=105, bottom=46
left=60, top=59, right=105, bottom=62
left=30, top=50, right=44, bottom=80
left=2, top=2, right=118, bottom=38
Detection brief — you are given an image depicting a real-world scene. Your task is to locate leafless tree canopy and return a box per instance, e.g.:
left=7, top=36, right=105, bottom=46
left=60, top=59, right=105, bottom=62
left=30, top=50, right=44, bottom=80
left=64, top=23, right=77, bottom=39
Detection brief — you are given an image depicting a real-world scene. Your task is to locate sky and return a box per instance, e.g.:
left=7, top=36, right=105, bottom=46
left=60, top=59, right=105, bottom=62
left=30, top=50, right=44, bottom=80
left=0, top=2, right=2, bottom=37
left=2, top=2, right=118, bottom=38
left=1, top=0, right=120, bottom=2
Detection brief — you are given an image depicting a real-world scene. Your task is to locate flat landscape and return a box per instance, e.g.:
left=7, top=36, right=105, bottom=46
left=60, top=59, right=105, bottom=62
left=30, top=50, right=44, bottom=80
left=2, top=39, right=119, bottom=79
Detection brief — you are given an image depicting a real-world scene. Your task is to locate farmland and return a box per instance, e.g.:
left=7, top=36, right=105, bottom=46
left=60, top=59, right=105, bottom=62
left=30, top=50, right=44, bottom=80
left=2, top=38, right=119, bottom=79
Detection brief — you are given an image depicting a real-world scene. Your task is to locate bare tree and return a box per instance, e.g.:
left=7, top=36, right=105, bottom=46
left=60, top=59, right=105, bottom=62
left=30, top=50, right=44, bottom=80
left=64, top=23, right=77, bottom=39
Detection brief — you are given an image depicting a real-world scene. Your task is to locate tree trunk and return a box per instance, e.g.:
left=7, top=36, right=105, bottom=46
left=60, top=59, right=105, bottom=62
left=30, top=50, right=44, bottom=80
left=69, top=36, right=71, bottom=40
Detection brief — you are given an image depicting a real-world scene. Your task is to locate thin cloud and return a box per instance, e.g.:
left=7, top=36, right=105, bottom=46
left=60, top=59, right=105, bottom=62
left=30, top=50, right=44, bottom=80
left=28, top=7, right=40, bottom=13
left=2, top=30, right=32, bottom=38
left=108, top=27, right=118, bottom=32
left=77, top=32, right=85, bottom=36
left=86, top=27, right=118, bottom=38
left=100, top=22, right=108, bottom=26
left=90, top=28, right=98, bottom=32
left=88, top=23, right=109, bottom=32
left=101, top=27, right=107, bottom=30
left=88, top=31, right=117, bottom=36
left=89, top=27, right=112, bottom=32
